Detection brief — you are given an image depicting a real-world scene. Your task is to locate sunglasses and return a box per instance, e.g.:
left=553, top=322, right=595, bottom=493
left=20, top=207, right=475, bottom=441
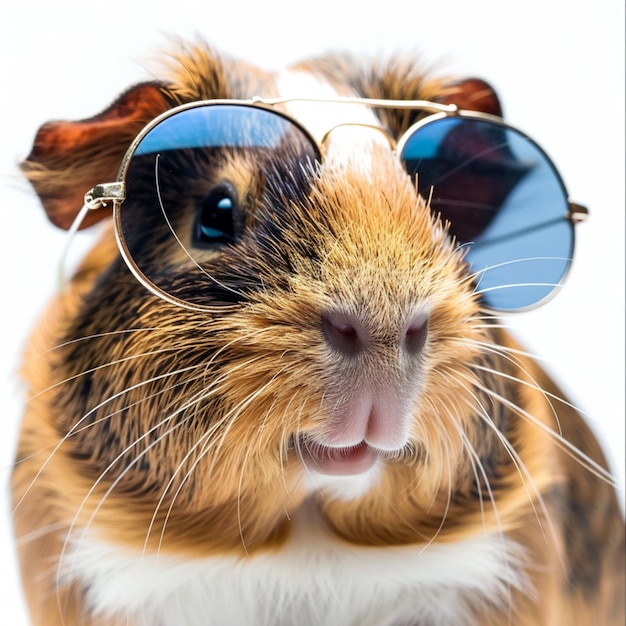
left=81, top=97, right=587, bottom=313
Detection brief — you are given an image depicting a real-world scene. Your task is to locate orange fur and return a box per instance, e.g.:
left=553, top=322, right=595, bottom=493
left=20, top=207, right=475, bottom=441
left=11, top=41, right=624, bottom=625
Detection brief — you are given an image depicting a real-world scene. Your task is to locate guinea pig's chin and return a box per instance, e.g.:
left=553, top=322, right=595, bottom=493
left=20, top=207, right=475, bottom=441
left=297, top=438, right=381, bottom=477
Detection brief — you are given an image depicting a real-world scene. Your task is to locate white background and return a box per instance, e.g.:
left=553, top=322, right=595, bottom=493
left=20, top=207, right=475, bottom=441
left=1, top=1, right=623, bottom=623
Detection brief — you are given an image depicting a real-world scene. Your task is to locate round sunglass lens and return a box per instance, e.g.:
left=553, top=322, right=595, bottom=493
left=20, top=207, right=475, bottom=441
left=117, top=104, right=319, bottom=307
left=400, top=116, right=573, bottom=311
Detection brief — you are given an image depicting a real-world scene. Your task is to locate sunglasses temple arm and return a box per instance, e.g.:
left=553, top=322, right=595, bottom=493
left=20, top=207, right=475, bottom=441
left=469, top=211, right=585, bottom=251
left=567, top=201, right=589, bottom=223
left=57, top=183, right=125, bottom=286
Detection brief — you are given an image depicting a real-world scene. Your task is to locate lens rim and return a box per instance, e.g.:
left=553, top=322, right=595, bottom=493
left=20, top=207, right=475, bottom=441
left=397, top=110, right=578, bottom=313
left=105, top=100, right=581, bottom=314
left=112, top=100, right=322, bottom=312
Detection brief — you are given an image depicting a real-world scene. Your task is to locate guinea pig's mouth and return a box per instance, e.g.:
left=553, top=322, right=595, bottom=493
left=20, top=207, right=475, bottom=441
left=294, top=435, right=379, bottom=476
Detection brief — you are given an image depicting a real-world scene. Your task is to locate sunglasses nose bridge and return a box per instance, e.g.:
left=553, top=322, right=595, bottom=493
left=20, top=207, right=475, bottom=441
left=320, top=123, right=397, bottom=152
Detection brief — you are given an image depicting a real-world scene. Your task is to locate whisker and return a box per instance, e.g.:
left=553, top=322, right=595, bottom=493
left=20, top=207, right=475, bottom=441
left=202, top=364, right=292, bottom=479
left=153, top=154, right=247, bottom=304
left=145, top=385, right=237, bottom=555
left=51, top=399, right=196, bottom=623
left=151, top=360, right=290, bottom=555
left=469, top=255, right=572, bottom=278
left=450, top=336, right=567, bottom=436
left=472, top=359, right=563, bottom=425
left=464, top=358, right=616, bottom=486
left=469, top=375, right=549, bottom=496
left=419, top=427, right=455, bottom=549
left=441, top=367, right=551, bottom=540
left=454, top=372, right=570, bottom=581
left=469, top=342, right=575, bottom=405
left=25, top=345, right=185, bottom=404
left=277, top=392, right=315, bottom=499
left=56, top=407, right=196, bottom=592
left=12, top=359, right=208, bottom=514
left=42, top=327, right=160, bottom=353
left=454, top=426, right=519, bottom=614
left=16, top=323, right=278, bottom=514
left=476, top=281, right=562, bottom=298
left=14, top=521, right=69, bottom=548
left=237, top=439, right=255, bottom=557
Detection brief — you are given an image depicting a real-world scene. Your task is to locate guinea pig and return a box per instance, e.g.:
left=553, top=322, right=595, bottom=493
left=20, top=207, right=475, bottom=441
left=11, top=41, right=625, bottom=625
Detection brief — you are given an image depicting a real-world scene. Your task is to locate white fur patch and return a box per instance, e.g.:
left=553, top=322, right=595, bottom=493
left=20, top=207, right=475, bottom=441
left=275, top=70, right=391, bottom=173
left=302, top=461, right=383, bottom=500
left=64, top=502, right=527, bottom=626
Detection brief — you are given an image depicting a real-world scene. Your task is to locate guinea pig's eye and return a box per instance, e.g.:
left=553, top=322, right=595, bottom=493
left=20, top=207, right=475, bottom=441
left=193, top=183, right=239, bottom=247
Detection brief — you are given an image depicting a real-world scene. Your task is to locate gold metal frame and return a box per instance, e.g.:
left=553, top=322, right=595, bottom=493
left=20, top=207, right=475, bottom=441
left=82, top=96, right=588, bottom=313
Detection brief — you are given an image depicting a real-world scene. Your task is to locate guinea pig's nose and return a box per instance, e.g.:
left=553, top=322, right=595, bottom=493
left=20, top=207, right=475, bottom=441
left=401, top=312, right=429, bottom=357
left=322, top=310, right=429, bottom=358
left=322, top=311, right=368, bottom=356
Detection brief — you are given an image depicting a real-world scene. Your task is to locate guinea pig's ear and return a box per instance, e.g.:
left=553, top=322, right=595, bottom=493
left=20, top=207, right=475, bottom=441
left=440, top=78, right=503, bottom=117
left=21, top=82, right=174, bottom=230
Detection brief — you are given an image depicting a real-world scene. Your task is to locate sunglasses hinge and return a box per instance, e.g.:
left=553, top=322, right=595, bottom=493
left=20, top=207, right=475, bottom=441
left=567, top=201, right=589, bottom=223
left=85, top=182, right=126, bottom=209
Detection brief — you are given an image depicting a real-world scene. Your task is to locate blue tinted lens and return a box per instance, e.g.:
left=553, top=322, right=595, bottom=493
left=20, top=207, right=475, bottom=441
left=119, top=104, right=319, bottom=306
left=400, top=116, right=573, bottom=311
left=133, top=104, right=305, bottom=156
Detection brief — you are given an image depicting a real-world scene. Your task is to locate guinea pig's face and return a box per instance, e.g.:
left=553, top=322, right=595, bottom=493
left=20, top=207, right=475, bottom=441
left=73, top=137, right=477, bottom=490
left=22, top=49, right=514, bottom=549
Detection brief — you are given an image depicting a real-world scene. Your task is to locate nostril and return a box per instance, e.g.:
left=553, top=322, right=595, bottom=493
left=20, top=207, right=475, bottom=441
left=334, top=322, right=358, bottom=338
left=322, top=312, right=367, bottom=356
left=402, top=314, right=429, bottom=356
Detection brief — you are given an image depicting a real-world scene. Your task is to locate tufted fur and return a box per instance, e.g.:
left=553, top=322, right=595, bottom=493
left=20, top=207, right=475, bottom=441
left=12, top=42, right=625, bottom=625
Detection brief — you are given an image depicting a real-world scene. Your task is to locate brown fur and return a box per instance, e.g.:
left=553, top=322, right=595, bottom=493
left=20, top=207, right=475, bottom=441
left=12, top=41, right=625, bottom=625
